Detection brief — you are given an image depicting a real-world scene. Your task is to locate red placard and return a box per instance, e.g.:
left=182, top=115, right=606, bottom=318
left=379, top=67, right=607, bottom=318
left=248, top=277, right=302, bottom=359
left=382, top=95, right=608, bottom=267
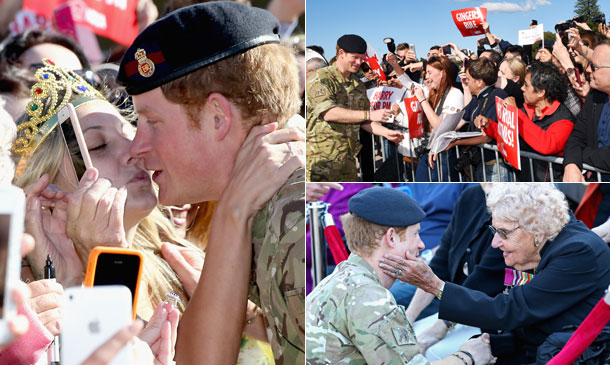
left=23, top=0, right=138, bottom=46
left=404, top=97, right=424, bottom=139
left=364, top=43, right=386, bottom=81
left=451, top=7, right=487, bottom=37
left=494, top=96, right=520, bottom=170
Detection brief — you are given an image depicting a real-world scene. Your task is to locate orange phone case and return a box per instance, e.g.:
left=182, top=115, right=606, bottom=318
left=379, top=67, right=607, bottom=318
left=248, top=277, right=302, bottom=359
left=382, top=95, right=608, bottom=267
left=84, top=246, right=143, bottom=319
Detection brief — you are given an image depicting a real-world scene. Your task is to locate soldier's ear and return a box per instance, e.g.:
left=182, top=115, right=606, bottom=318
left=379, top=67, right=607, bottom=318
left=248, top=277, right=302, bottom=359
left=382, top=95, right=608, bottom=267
left=385, top=228, right=396, bottom=248
left=206, top=93, right=233, bottom=141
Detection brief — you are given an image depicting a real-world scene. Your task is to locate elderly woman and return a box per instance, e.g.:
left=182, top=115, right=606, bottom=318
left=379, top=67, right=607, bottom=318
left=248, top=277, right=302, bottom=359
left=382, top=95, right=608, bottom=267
left=379, top=183, right=610, bottom=364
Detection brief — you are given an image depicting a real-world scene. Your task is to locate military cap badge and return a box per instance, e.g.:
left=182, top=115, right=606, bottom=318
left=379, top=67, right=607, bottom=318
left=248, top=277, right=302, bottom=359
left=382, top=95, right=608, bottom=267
left=135, top=48, right=155, bottom=78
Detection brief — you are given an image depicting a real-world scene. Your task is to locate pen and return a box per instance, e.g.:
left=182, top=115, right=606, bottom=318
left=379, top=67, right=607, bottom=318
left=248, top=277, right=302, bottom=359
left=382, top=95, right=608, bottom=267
left=44, top=255, right=60, bottom=365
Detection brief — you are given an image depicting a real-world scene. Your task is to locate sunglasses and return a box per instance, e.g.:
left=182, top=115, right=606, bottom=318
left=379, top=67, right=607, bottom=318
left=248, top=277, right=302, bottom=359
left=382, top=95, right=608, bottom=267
left=488, top=224, right=520, bottom=240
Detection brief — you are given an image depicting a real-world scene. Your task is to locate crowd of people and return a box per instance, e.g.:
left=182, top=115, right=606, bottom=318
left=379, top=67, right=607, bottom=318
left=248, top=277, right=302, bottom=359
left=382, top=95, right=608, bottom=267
left=306, top=15, right=610, bottom=182
left=0, top=0, right=305, bottom=364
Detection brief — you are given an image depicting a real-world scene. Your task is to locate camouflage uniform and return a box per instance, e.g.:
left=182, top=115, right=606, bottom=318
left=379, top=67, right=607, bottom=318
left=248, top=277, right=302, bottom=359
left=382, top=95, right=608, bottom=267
left=250, top=117, right=305, bottom=364
left=306, top=254, right=429, bottom=365
left=306, top=64, right=370, bottom=182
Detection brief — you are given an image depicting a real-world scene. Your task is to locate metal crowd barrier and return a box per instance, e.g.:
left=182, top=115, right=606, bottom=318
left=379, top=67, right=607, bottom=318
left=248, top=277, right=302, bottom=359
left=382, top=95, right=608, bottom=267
left=362, top=138, right=609, bottom=182
left=307, top=201, right=334, bottom=287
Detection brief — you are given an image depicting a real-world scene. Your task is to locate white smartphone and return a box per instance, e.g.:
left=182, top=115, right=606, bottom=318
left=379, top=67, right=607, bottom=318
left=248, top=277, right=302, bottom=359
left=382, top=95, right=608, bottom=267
left=61, top=286, right=133, bottom=365
left=56, top=103, right=93, bottom=186
left=0, top=186, right=24, bottom=345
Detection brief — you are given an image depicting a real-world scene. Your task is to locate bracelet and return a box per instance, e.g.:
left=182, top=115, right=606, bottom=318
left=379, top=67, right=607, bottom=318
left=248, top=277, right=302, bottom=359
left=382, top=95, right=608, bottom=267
left=451, top=353, right=470, bottom=365
left=364, top=109, right=369, bottom=121
left=457, top=350, right=475, bottom=365
left=436, top=284, right=444, bottom=300
left=418, top=98, right=427, bottom=103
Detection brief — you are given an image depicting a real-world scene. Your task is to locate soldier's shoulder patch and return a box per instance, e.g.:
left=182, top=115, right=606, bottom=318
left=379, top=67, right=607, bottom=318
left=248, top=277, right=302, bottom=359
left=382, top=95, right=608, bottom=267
left=315, top=88, right=327, bottom=97
left=392, top=327, right=416, bottom=346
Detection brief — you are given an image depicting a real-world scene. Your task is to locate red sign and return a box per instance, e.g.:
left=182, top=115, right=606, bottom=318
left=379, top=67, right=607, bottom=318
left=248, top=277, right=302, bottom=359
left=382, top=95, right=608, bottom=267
left=364, top=44, right=386, bottom=81
left=451, top=7, right=487, bottom=37
left=494, top=96, right=520, bottom=170
left=404, top=97, right=424, bottom=139
left=23, top=0, right=139, bottom=46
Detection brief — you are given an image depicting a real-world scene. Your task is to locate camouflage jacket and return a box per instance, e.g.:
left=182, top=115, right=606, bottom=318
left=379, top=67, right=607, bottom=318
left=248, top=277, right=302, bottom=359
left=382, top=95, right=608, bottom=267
left=306, top=254, right=429, bottom=365
left=306, top=64, right=369, bottom=182
left=250, top=116, right=305, bottom=364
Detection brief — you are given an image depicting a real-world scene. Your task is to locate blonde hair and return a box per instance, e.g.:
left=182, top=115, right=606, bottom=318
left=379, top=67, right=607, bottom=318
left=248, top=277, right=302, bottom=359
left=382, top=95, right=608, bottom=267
left=160, top=43, right=301, bottom=131
left=486, top=183, right=569, bottom=242
left=185, top=201, right=217, bottom=251
left=13, top=92, right=198, bottom=314
left=341, top=213, right=407, bottom=257
left=502, top=58, right=526, bottom=85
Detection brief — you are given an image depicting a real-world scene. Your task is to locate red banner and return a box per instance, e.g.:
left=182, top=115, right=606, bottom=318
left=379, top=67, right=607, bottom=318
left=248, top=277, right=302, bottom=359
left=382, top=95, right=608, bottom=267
left=404, top=97, right=424, bottom=139
left=364, top=43, right=386, bottom=81
left=495, top=96, right=520, bottom=170
left=451, top=7, right=487, bottom=37
left=23, top=0, right=138, bottom=46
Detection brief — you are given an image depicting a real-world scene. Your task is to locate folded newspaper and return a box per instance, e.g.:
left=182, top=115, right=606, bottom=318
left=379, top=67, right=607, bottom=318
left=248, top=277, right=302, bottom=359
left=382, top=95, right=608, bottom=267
left=428, top=131, right=483, bottom=153
left=425, top=110, right=483, bottom=153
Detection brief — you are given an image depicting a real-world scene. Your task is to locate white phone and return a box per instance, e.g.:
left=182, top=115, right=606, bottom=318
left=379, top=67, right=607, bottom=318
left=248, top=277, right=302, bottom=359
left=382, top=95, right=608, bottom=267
left=0, top=186, right=24, bottom=345
left=61, top=286, right=133, bottom=365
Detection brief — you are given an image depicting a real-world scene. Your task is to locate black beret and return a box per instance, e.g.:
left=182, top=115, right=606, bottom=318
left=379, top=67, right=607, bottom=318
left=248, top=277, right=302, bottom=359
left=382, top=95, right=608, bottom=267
left=117, top=2, right=280, bottom=95
left=348, top=187, right=425, bottom=227
left=337, top=34, right=367, bottom=54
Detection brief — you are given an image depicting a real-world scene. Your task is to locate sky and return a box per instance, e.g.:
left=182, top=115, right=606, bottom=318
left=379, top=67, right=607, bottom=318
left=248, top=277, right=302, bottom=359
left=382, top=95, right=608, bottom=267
left=306, top=0, right=610, bottom=61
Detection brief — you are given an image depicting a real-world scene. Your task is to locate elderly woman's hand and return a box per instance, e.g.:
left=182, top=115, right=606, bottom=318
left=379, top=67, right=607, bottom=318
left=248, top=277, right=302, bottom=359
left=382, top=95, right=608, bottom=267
left=458, top=333, right=494, bottom=365
left=26, top=279, right=63, bottom=336
left=378, top=253, right=444, bottom=295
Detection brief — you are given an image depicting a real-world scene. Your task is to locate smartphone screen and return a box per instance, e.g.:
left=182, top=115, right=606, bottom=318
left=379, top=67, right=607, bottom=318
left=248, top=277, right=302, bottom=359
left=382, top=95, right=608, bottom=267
left=93, top=253, right=141, bottom=306
left=0, top=215, right=8, bottom=317
left=58, top=116, right=87, bottom=182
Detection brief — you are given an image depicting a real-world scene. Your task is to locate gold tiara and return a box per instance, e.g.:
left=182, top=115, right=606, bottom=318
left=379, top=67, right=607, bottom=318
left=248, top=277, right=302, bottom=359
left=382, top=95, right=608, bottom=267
left=12, top=58, right=105, bottom=157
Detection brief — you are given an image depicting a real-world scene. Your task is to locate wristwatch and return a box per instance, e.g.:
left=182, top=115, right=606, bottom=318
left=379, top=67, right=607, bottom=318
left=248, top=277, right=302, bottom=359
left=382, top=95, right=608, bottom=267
left=436, top=285, right=443, bottom=300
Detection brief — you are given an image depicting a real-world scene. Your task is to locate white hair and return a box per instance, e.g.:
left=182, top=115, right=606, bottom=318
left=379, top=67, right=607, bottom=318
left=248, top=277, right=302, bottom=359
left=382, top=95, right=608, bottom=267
left=0, top=97, right=16, bottom=186
left=486, top=183, right=569, bottom=241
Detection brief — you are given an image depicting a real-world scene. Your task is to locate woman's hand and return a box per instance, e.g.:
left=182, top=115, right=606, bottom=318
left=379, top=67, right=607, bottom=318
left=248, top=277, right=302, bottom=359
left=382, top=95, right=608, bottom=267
left=217, top=123, right=304, bottom=222
left=26, top=279, right=63, bottom=336
left=458, top=333, right=494, bottom=365
left=66, top=168, right=129, bottom=254
left=413, top=85, right=426, bottom=102
left=428, top=152, right=436, bottom=170
left=138, top=301, right=179, bottom=365
left=24, top=175, right=82, bottom=286
left=474, top=115, right=491, bottom=130
left=306, top=183, right=343, bottom=203
left=82, top=320, right=144, bottom=365
left=417, top=319, right=449, bottom=354
left=378, top=253, right=444, bottom=295
left=502, top=97, right=517, bottom=109
left=161, top=242, right=203, bottom=298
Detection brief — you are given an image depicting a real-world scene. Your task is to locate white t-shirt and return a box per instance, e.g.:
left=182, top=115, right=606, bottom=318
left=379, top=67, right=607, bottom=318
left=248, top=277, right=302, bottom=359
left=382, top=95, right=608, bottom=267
left=438, top=87, right=464, bottom=114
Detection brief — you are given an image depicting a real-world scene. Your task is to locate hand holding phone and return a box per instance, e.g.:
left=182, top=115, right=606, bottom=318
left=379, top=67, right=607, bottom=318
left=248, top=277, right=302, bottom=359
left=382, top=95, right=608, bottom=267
left=0, top=187, right=25, bottom=345
left=84, top=247, right=143, bottom=319
left=61, top=286, right=133, bottom=365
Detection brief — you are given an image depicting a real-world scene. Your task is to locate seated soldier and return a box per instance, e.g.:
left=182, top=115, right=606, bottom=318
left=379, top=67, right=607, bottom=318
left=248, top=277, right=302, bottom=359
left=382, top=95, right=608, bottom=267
left=305, top=187, right=492, bottom=364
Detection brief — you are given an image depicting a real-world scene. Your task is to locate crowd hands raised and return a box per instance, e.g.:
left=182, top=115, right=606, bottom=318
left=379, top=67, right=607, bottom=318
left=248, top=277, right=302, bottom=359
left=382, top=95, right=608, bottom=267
left=0, top=1, right=307, bottom=364
left=306, top=12, right=610, bottom=182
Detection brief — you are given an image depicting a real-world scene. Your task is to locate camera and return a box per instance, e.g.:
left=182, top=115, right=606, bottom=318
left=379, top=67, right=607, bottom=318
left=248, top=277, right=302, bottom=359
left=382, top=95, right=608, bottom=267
left=454, top=148, right=482, bottom=172
left=384, top=37, right=396, bottom=54
left=592, top=14, right=607, bottom=24
left=414, top=137, right=429, bottom=158
left=555, top=16, right=584, bottom=33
